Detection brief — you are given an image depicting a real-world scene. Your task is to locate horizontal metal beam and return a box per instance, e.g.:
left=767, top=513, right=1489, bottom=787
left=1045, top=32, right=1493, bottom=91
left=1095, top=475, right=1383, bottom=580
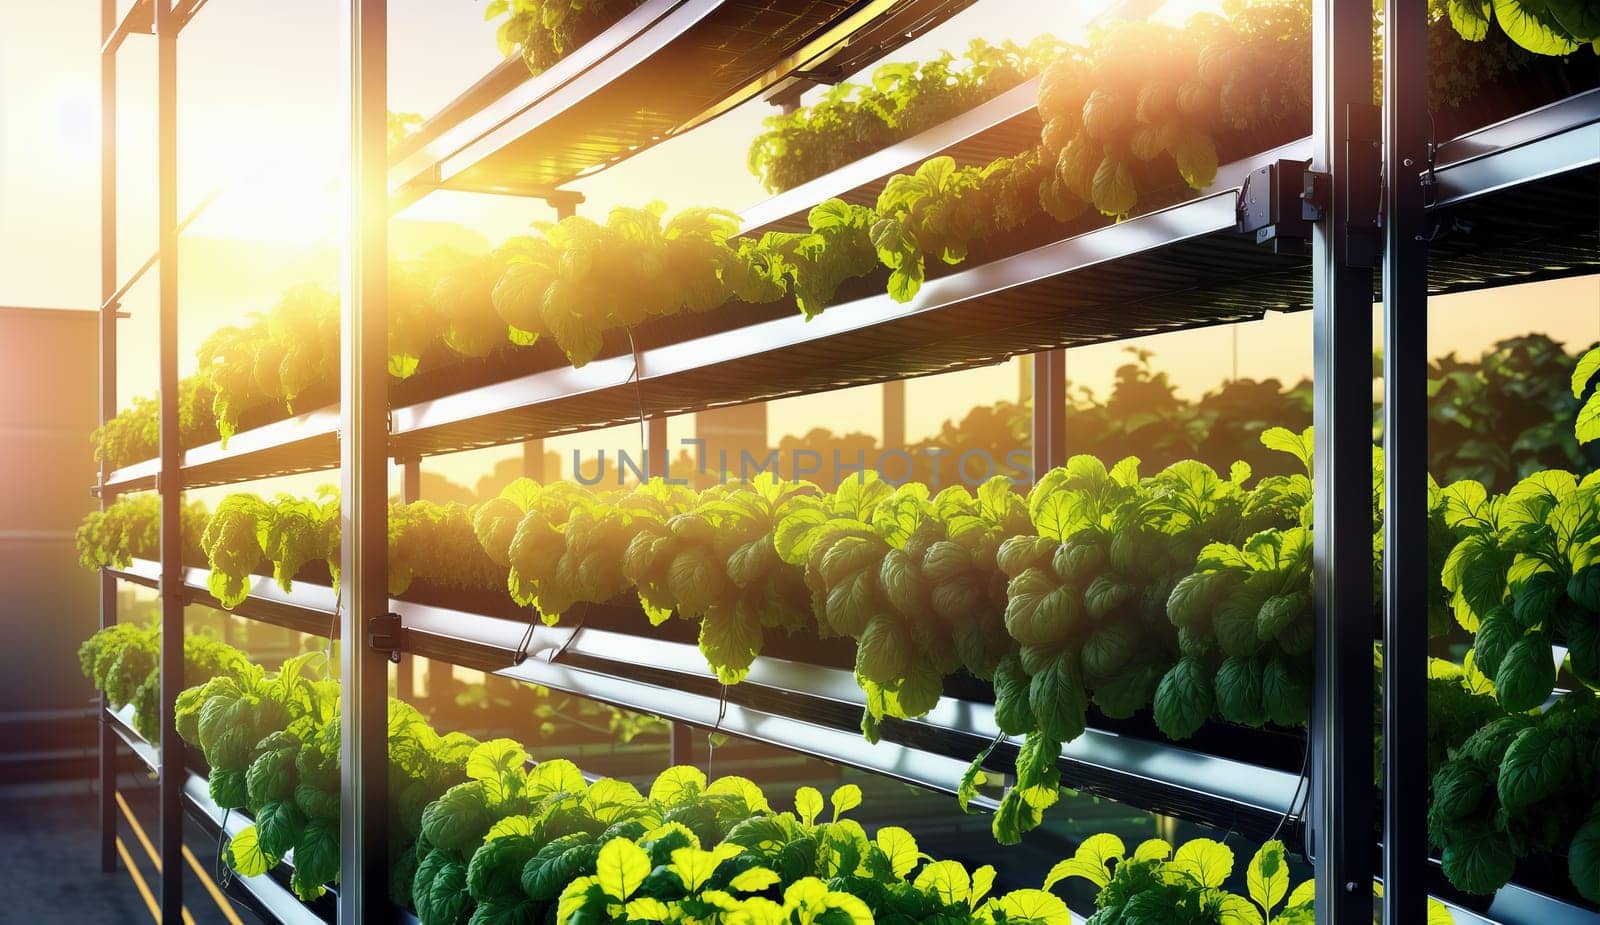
left=101, top=0, right=153, bottom=55
left=106, top=704, right=160, bottom=773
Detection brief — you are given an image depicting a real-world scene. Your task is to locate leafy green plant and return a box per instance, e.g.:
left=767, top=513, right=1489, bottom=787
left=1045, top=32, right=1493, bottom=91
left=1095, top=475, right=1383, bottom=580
left=1443, top=0, right=1600, bottom=55
left=177, top=650, right=480, bottom=902
left=482, top=0, right=643, bottom=76
left=1428, top=688, right=1600, bottom=902
left=1575, top=345, right=1600, bottom=444
left=623, top=475, right=817, bottom=685
left=748, top=35, right=1068, bottom=193
left=78, top=623, right=248, bottom=742
left=1439, top=470, right=1600, bottom=708
left=418, top=761, right=1082, bottom=925
left=1054, top=833, right=1456, bottom=924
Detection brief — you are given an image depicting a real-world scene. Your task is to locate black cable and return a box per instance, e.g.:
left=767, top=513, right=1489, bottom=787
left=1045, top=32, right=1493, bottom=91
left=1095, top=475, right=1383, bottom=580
left=1270, top=735, right=1313, bottom=849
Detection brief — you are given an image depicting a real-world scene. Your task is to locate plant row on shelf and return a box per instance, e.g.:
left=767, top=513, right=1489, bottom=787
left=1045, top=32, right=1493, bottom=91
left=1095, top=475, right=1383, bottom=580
left=84, top=629, right=1460, bottom=923
left=79, top=415, right=1600, bottom=900
left=91, top=0, right=1597, bottom=473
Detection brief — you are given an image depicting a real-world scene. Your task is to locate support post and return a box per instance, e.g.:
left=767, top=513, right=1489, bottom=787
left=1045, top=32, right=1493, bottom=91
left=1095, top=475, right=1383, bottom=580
left=520, top=194, right=578, bottom=479
left=1031, top=350, right=1066, bottom=482
left=645, top=416, right=669, bottom=481
left=1381, top=0, right=1428, bottom=919
left=154, top=1, right=183, bottom=921
left=1309, top=1, right=1378, bottom=922
left=397, top=459, right=420, bottom=703
left=97, top=0, right=119, bottom=878
left=670, top=723, right=694, bottom=767
left=882, top=380, right=906, bottom=450
left=340, top=0, right=390, bottom=919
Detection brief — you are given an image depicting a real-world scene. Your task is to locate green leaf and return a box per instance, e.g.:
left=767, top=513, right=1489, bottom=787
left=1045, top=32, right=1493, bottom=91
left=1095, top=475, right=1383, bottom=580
left=1246, top=840, right=1289, bottom=917
left=1154, top=658, right=1214, bottom=740
left=1493, top=635, right=1557, bottom=712
left=291, top=818, right=340, bottom=899
left=1497, top=726, right=1574, bottom=808
left=1029, top=651, right=1088, bottom=743
left=1569, top=807, right=1600, bottom=905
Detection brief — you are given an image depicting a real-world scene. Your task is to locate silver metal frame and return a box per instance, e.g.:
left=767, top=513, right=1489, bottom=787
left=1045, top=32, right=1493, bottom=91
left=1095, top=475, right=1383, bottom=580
left=1381, top=0, right=1428, bottom=921
left=90, top=2, right=1600, bottom=919
left=339, top=0, right=390, bottom=919
left=1308, top=1, right=1377, bottom=921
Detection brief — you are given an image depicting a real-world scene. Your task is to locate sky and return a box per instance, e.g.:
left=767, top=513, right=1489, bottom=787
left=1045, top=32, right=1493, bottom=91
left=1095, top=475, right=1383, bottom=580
left=2, top=0, right=1597, bottom=496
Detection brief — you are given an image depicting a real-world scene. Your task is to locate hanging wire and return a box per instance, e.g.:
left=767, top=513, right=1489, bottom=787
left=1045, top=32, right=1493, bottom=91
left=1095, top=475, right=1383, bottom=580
left=623, top=326, right=651, bottom=476
left=215, top=808, right=234, bottom=889
left=324, top=584, right=341, bottom=672
left=703, top=683, right=731, bottom=778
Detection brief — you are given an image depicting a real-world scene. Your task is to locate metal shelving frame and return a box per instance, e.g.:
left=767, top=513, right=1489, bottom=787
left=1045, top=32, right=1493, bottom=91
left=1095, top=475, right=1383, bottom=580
left=92, top=1, right=1600, bottom=924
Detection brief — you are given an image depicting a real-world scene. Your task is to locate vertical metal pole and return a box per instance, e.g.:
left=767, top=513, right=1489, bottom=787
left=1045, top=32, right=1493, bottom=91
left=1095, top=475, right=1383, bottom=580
left=645, top=416, right=669, bottom=480
left=670, top=724, right=694, bottom=767
left=1382, top=0, right=1428, bottom=919
left=1031, top=350, right=1067, bottom=481
left=523, top=440, right=546, bottom=481
left=340, top=0, right=389, bottom=919
left=517, top=195, right=578, bottom=483
left=1310, top=0, right=1377, bottom=921
left=97, top=0, right=119, bottom=878
left=397, top=460, right=420, bottom=704
left=882, top=380, right=906, bottom=449
left=154, top=1, right=183, bottom=921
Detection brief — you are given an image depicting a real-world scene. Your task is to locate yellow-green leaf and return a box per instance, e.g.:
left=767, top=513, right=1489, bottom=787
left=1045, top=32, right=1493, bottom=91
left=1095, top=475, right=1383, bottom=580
left=224, top=825, right=272, bottom=877
left=670, top=843, right=742, bottom=892
left=1171, top=837, right=1233, bottom=889
left=708, top=775, right=770, bottom=813
left=484, top=815, right=537, bottom=841
left=1246, top=839, right=1289, bottom=916
left=1133, top=838, right=1172, bottom=861
left=829, top=784, right=862, bottom=821
left=1044, top=833, right=1125, bottom=890
left=913, top=860, right=972, bottom=905
left=623, top=897, right=671, bottom=920
left=991, top=888, right=1072, bottom=924
left=596, top=838, right=651, bottom=901
left=558, top=875, right=599, bottom=923
left=527, top=758, right=585, bottom=799
left=729, top=867, right=782, bottom=893
left=1286, top=878, right=1315, bottom=908
left=970, top=864, right=997, bottom=908
left=876, top=826, right=920, bottom=879
left=795, top=786, right=823, bottom=826
left=650, top=765, right=707, bottom=805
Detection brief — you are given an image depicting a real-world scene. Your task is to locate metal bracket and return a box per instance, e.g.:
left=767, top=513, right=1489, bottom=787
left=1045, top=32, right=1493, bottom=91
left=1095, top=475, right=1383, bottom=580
left=1244, top=106, right=1381, bottom=266
left=367, top=612, right=405, bottom=664
left=1237, top=159, right=1316, bottom=255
